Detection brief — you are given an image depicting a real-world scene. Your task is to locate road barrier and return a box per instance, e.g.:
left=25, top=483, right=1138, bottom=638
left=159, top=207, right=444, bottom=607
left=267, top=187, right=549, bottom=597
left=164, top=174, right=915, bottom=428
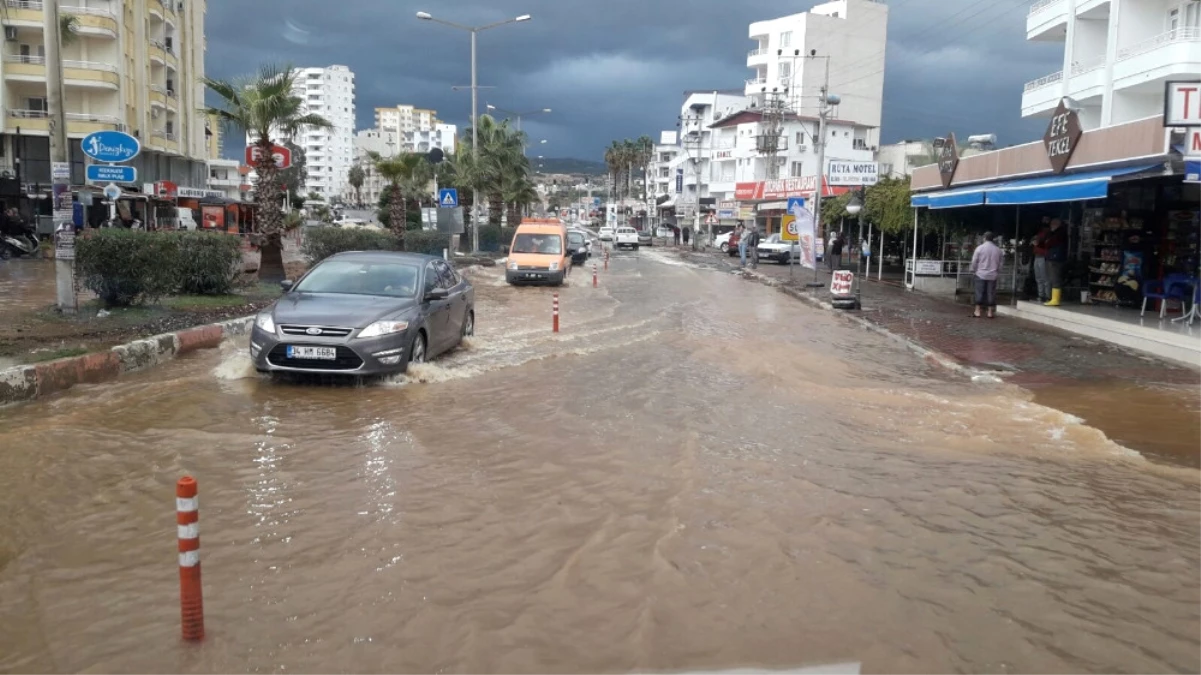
left=593, top=262, right=598, bottom=288
left=176, top=476, right=205, bottom=641
left=553, top=293, right=560, bottom=333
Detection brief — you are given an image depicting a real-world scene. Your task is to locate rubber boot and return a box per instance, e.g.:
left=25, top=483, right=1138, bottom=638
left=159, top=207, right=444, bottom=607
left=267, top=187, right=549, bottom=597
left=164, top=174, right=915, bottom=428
left=1044, top=288, right=1061, bottom=307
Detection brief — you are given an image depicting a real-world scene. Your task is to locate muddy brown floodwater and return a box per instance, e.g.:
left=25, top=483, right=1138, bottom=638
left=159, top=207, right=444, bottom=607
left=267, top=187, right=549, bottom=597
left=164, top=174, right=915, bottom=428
left=0, top=249, right=1197, bottom=674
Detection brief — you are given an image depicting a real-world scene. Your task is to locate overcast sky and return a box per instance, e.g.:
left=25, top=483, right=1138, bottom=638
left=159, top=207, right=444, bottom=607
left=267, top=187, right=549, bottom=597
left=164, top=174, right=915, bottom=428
left=206, top=0, right=1062, bottom=161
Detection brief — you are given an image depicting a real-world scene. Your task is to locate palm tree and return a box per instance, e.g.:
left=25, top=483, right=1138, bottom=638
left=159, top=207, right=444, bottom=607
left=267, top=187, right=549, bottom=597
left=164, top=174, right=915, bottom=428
left=370, top=151, right=431, bottom=248
left=60, top=14, right=80, bottom=45
left=603, top=141, right=623, bottom=201
left=501, top=172, right=539, bottom=227
left=459, top=115, right=528, bottom=226
left=634, top=135, right=654, bottom=200
left=204, top=63, right=331, bottom=281
left=347, top=164, right=365, bottom=207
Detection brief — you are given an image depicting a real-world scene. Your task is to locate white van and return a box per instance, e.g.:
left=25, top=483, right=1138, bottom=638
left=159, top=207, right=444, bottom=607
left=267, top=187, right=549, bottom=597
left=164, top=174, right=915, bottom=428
left=176, top=207, right=198, bottom=230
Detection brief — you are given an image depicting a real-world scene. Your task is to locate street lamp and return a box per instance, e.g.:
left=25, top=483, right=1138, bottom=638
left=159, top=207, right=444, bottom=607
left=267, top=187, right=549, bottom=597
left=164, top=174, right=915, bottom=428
left=845, top=189, right=865, bottom=309
left=416, top=10, right=531, bottom=253
left=484, top=104, right=551, bottom=133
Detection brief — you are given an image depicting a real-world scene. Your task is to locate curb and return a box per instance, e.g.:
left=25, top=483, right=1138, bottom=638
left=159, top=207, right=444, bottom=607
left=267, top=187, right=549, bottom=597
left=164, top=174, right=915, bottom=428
left=0, top=316, right=253, bottom=407
left=710, top=259, right=1004, bottom=384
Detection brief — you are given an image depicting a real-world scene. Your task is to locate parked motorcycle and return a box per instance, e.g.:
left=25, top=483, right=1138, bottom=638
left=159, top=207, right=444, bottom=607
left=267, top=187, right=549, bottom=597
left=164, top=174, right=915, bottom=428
left=0, top=215, right=39, bottom=259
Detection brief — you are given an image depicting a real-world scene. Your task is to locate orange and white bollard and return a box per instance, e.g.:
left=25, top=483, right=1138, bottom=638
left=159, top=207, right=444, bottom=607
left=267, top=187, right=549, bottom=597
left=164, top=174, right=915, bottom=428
left=552, top=293, right=560, bottom=333
left=176, top=476, right=204, bottom=641
left=592, top=262, right=598, bottom=288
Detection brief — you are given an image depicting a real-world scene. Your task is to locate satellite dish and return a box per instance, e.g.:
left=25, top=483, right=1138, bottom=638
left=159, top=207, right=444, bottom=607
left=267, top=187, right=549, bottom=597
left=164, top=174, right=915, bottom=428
left=426, top=147, right=445, bottom=164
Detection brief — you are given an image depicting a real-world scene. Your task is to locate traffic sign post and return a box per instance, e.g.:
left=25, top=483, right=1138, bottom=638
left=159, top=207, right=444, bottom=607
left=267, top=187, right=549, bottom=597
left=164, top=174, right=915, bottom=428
left=438, top=188, right=459, bottom=208
left=86, top=164, right=137, bottom=183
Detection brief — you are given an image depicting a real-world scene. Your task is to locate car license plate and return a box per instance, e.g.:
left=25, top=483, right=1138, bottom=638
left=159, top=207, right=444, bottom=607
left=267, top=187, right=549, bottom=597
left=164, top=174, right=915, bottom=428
left=526, top=273, right=540, bottom=278
left=287, top=345, right=336, bottom=360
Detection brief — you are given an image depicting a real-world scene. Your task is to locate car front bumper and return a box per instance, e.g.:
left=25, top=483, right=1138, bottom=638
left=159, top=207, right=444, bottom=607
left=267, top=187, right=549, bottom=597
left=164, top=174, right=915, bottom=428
left=506, top=268, right=565, bottom=284
left=249, top=324, right=415, bottom=376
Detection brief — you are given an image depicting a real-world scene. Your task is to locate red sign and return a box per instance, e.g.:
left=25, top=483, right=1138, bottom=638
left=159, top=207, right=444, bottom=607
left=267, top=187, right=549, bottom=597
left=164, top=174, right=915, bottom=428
left=734, top=176, right=846, bottom=201
left=245, top=144, right=293, bottom=169
left=154, top=180, right=178, bottom=200
left=830, top=269, right=854, bottom=296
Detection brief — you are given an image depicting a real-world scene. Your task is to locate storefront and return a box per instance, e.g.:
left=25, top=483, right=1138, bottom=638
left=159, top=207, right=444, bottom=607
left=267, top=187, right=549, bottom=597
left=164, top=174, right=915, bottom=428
left=909, top=109, right=1199, bottom=365
left=734, top=176, right=849, bottom=236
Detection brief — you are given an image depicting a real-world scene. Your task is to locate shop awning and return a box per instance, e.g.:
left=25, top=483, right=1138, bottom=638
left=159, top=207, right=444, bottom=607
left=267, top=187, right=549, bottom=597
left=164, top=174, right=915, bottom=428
left=984, top=164, right=1161, bottom=205
left=910, top=185, right=987, bottom=209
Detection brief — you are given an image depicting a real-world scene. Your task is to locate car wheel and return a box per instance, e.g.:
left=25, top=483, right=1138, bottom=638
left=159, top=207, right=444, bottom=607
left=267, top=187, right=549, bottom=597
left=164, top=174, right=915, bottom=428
left=782, top=252, right=790, bottom=264
left=409, top=332, right=427, bottom=366
left=462, top=310, right=474, bottom=338
left=633, top=244, right=639, bottom=250
left=720, top=243, right=729, bottom=253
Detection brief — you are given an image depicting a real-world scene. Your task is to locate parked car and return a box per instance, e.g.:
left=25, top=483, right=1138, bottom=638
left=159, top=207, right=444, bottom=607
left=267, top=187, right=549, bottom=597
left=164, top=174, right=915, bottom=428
left=757, top=233, right=800, bottom=263
left=714, top=230, right=741, bottom=256
left=638, top=230, right=652, bottom=247
left=250, top=251, right=474, bottom=376
left=614, top=226, right=640, bottom=250
left=566, top=229, right=590, bottom=265
left=598, top=226, right=615, bottom=241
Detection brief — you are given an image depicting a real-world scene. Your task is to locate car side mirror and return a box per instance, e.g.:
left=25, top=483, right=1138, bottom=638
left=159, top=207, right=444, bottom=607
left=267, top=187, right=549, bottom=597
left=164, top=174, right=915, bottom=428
left=280, top=279, right=294, bottom=292
left=425, top=287, right=449, bottom=301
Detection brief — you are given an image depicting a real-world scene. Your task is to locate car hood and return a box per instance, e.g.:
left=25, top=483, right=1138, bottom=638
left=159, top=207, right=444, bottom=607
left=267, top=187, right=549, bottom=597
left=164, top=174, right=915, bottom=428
left=759, top=241, right=793, bottom=249
left=271, top=292, right=417, bottom=328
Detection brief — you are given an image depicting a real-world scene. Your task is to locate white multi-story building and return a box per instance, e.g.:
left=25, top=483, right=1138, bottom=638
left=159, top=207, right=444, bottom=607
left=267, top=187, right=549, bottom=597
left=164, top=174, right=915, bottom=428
left=745, top=0, right=889, bottom=149
left=248, top=65, right=355, bottom=200
left=373, top=104, right=455, bottom=154
left=1022, top=0, right=1201, bottom=128
left=674, top=90, right=751, bottom=209
left=206, top=158, right=242, bottom=200
left=647, top=130, right=680, bottom=204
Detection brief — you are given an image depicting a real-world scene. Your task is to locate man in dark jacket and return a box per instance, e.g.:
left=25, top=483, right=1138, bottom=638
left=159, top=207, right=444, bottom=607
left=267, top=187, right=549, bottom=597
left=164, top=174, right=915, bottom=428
left=745, top=225, right=761, bottom=268
left=1032, top=216, right=1051, bottom=302
left=1043, top=217, right=1068, bottom=306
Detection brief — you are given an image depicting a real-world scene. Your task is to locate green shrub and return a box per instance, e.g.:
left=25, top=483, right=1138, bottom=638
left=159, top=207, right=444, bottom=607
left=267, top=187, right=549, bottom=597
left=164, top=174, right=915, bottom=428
left=75, top=229, right=179, bottom=307
left=405, top=231, right=452, bottom=257
left=175, top=231, right=243, bottom=296
left=301, top=226, right=399, bottom=264
left=477, top=225, right=517, bottom=252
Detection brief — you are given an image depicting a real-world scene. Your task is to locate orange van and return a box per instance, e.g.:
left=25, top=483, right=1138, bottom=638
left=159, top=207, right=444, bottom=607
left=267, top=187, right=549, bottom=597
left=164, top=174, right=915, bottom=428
left=505, top=219, right=571, bottom=285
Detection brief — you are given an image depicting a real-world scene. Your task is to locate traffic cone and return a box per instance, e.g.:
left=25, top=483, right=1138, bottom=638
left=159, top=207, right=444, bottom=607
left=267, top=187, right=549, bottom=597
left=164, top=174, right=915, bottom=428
left=1044, top=288, right=1061, bottom=307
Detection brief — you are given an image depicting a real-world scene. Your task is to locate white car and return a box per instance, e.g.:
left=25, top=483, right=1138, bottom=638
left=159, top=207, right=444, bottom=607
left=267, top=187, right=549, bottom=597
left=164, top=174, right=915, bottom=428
left=598, top=226, right=615, bottom=241
left=614, top=227, right=640, bottom=250
left=756, top=233, right=801, bottom=263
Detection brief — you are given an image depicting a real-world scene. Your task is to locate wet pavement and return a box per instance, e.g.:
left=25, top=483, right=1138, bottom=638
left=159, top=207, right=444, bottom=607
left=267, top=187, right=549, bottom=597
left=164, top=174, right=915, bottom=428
left=690, top=249, right=1201, bottom=467
left=0, top=248, right=1198, bottom=673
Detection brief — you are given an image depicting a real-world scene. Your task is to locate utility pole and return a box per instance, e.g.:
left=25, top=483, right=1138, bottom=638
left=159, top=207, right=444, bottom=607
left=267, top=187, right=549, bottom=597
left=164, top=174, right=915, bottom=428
left=45, top=0, right=75, bottom=312
left=678, top=112, right=705, bottom=251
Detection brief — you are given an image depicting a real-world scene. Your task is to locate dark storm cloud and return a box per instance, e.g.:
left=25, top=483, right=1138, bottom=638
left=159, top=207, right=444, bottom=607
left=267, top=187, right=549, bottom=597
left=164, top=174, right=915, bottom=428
left=206, top=0, right=1061, bottom=160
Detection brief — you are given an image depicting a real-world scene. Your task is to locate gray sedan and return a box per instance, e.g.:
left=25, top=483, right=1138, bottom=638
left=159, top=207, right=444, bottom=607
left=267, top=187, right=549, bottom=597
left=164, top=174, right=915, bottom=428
left=250, top=251, right=474, bottom=376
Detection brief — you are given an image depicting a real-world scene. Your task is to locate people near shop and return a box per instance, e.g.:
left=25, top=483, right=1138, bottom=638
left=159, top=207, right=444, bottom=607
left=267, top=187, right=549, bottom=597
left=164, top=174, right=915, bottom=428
left=672, top=226, right=680, bottom=246
left=745, top=225, right=761, bottom=268
left=970, top=231, right=1004, bottom=319
left=1044, top=217, right=1068, bottom=307
left=0, top=208, right=24, bottom=238
left=1032, top=216, right=1051, bottom=302
left=682, top=226, right=691, bottom=246
left=736, top=223, right=748, bottom=267
left=828, top=232, right=844, bottom=270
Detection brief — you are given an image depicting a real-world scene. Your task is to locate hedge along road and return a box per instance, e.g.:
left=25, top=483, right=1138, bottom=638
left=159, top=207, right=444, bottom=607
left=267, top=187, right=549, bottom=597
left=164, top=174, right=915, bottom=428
left=0, top=250, right=1197, bottom=673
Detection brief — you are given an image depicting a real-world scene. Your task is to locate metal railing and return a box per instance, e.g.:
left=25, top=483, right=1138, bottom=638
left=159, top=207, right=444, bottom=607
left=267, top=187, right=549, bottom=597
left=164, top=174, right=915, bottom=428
left=65, top=112, right=122, bottom=125
left=63, top=59, right=117, bottom=72
left=1070, top=54, right=1106, bottom=75
left=747, top=48, right=767, bottom=58
left=5, top=0, right=44, bottom=9
left=1023, top=69, right=1063, bottom=92
left=3, top=53, right=45, bottom=64
left=8, top=108, right=48, bottom=119
left=1028, top=0, right=1061, bottom=16
left=745, top=77, right=766, bottom=87
left=1117, top=27, right=1201, bottom=60
left=62, top=4, right=117, bottom=19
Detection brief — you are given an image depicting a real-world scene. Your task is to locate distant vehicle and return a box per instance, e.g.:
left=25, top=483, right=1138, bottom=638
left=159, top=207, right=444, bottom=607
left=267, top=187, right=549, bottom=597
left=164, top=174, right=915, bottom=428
left=757, top=233, right=800, bottom=263
left=250, top=251, right=475, bottom=376
left=614, top=226, right=639, bottom=250
left=566, top=229, right=590, bottom=265
left=598, top=226, right=615, bottom=241
left=506, top=219, right=571, bottom=286
left=714, top=230, right=740, bottom=256
left=637, top=230, right=652, bottom=247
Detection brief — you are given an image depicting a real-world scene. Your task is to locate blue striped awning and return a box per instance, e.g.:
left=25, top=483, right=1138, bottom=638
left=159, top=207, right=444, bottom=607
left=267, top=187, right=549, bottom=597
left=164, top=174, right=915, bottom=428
left=911, top=163, right=1160, bottom=209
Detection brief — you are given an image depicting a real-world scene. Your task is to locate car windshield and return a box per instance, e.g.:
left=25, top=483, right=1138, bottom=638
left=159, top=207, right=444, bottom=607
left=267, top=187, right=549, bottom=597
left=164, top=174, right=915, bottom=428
left=763, top=234, right=781, bottom=244
left=512, top=233, right=562, bottom=254
left=293, top=260, right=420, bottom=298
left=568, top=232, right=586, bottom=246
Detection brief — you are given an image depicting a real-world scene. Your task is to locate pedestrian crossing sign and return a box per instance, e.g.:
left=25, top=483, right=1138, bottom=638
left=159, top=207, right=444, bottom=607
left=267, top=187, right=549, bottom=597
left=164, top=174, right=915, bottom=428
left=438, top=188, right=458, bottom=208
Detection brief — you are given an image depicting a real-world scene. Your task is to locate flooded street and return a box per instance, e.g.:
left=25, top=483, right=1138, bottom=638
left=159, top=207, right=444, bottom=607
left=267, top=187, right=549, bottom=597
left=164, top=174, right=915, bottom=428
left=0, top=250, right=1197, bottom=673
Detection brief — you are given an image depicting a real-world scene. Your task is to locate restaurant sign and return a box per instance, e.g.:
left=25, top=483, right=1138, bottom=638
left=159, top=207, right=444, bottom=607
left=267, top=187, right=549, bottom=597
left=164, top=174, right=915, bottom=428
left=937, top=133, right=959, bottom=189
left=1044, top=99, right=1083, bottom=174
left=735, top=175, right=842, bottom=201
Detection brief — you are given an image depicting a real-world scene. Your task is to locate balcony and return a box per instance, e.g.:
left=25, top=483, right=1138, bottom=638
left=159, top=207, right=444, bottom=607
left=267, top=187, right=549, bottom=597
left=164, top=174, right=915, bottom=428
left=745, top=76, right=766, bottom=88
left=1113, top=28, right=1201, bottom=93
left=1020, top=69, right=1063, bottom=117
left=1026, top=0, right=1067, bottom=42
left=1069, top=53, right=1107, bottom=99
left=2, top=54, right=119, bottom=89
left=152, top=129, right=178, bottom=143
left=747, top=47, right=768, bottom=64
left=6, top=108, right=123, bottom=135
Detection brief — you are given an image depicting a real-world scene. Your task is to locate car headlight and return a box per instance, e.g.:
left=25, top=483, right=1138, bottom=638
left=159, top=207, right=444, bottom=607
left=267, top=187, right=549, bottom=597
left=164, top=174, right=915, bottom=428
left=255, top=312, right=275, bottom=333
left=548, top=262, right=560, bottom=271
left=357, top=320, right=410, bottom=339
left=508, top=261, right=519, bottom=270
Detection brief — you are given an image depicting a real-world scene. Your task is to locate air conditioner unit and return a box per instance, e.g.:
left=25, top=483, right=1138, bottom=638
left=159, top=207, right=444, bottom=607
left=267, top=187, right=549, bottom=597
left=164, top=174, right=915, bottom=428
left=5, top=27, right=18, bottom=41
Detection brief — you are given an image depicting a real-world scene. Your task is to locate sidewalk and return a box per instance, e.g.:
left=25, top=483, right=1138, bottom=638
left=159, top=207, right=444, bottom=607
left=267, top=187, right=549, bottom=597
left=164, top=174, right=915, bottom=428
left=683, top=249, right=1200, bottom=388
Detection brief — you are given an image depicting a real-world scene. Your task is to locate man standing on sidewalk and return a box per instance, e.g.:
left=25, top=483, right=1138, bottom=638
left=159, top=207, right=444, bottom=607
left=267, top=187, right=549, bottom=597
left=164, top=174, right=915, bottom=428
left=736, top=223, right=748, bottom=268
left=746, top=224, right=761, bottom=269
left=1032, top=216, right=1051, bottom=302
left=1044, top=217, right=1068, bottom=307
left=969, top=231, right=1003, bottom=319
left=828, top=232, right=843, bottom=270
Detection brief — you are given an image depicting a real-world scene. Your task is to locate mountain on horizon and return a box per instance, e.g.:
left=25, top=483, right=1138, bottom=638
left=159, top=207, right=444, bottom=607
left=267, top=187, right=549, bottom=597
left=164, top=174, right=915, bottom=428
left=535, top=157, right=607, bottom=175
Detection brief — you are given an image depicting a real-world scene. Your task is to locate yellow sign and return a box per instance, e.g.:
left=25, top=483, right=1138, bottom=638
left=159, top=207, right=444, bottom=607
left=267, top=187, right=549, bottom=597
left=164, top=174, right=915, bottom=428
left=781, top=213, right=799, bottom=241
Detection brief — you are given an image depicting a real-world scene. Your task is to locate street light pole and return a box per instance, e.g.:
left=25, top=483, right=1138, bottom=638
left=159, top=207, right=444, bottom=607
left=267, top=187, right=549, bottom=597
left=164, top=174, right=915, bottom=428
left=416, top=11, right=531, bottom=253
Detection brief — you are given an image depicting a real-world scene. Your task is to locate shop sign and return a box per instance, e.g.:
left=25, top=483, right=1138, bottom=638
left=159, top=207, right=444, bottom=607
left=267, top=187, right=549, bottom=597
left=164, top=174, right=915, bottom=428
left=717, top=200, right=738, bottom=219
left=913, top=260, right=942, bottom=276
left=201, top=205, right=225, bottom=229
left=937, top=133, right=959, bottom=188
left=830, top=270, right=853, bottom=296
left=1185, top=159, right=1200, bottom=184
left=675, top=168, right=683, bottom=193
left=714, top=149, right=733, bottom=159
left=154, top=180, right=178, bottom=200
left=1186, top=128, right=1201, bottom=156
left=1043, top=99, right=1083, bottom=174
left=735, top=176, right=821, bottom=200
left=1164, top=81, right=1201, bottom=127
left=827, top=160, right=879, bottom=186
left=177, top=187, right=224, bottom=199
left=737, top=205, right=755, bottom=220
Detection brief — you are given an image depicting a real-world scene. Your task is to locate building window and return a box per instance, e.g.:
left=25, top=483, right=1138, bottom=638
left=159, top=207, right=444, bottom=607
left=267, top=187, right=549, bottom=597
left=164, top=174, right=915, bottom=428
left=779, top=61, right=791, bottom=80
left=790, top=161, right=803, bottom=178
left=795, top=131, right=804, bottom=146
left=1169, top=7, right=1180, bottom=30
left=1181, top=1, right=1200, bottom=28
left=779, top=31, right=792, bottom=48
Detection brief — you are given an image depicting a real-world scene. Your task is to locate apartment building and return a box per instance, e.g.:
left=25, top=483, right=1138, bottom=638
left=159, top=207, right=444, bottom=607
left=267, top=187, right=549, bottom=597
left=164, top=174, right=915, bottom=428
left=373, top=103, right=455, bottom=154
left=0, top=0, right=209, bottom=190
left=1023, top=0, right=1201, bottom=128
left=674, top=90, right=751, bottom=211
left=248, top=64, right=355, bottom=200
left=746, top=0, right=889, bottom=149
